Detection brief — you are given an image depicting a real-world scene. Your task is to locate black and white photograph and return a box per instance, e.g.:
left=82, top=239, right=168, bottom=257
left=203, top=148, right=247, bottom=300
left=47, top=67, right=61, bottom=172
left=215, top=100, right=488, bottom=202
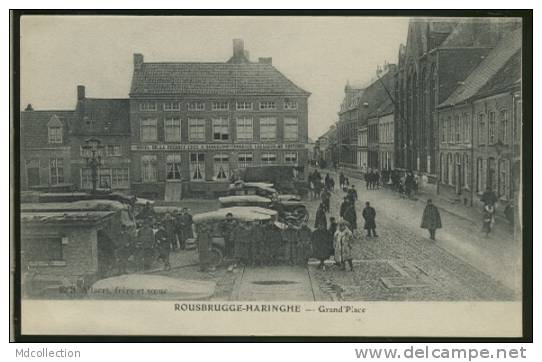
left=11, top=11, right=531, bottom=339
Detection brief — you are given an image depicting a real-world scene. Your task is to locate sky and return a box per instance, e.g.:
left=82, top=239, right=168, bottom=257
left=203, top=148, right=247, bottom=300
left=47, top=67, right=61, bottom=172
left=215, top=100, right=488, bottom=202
left=20, top=16, right=409, bottom=139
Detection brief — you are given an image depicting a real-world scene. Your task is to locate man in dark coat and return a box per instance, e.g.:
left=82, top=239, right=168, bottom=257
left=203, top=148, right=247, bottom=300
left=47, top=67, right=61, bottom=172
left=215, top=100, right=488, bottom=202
left=339, top=197, right=349, bottom=218
left=154, top=223, right=171, bottom=270
left=343, top=201, right=357, bottom=231
left=163, top=212, right=178, bottom=250
left=137, top=202, right=155, bottom=222
left=311, top=224, right=332, bottom=270
left=328, top=217, right=338, bottom=238
left=219, top=213, right=238, bottom=258
left=136, top=218, right=155, bottom=271
left=347, top=184, right=358, bottom=203
left=314, top=202, right=327, bottom=230
left=177, top=208, right=193, bottom=250
left=362, top=201, right=378, bottom=237
left=339, top=172, right=345, bottom=189
left=421, top=199, right=442, bottom=240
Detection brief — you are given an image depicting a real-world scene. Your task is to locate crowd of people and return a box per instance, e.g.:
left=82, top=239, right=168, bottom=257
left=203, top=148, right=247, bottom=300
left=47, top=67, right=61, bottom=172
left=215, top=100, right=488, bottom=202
left=107, top=203, right=195, bottom=275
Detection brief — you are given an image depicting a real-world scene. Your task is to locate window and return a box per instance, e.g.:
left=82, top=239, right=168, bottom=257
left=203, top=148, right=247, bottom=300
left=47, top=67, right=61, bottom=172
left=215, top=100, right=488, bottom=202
left=141, top=155, right=157, bottom=182
left=440, top=153, right=445, bottom=182
left=284, top=100, right=298, bottom=110
left=261, top=153, right=276, bottom=165
left=284, top=152, right=298, bottom=165
left=48, top=126, right=62, bottom=144
left=499, top=110, right=509, bottom=144
left=26, top=159, right=40, bottom=187
left=260, top=117, right=277, bottom=141
left=139, top=102, right=157, bottom=111
left=49, top=158, right=64, bottom=185
left=463, top=155, right=470, bottom=189
left=447, top=153, right=454, bottom=186
left=188, top=101, right=205, bottom=111
left=498, top=159, right=509, bottom=198
left=212, top=118, right=230, bottom=141
left=213, top=154, right=229, bottom=181
left=166, top=154, right=182, bottom=180
left=212, top=101, right=229, bottom=111
left=478, top=114, right=486, bottom=145
left=236, top=101, right=253, bottom=111
left=188, top=119, right=206, bottom=141
left=24, top=237, right=63, bottom=264
left=140, top=118, right=157, bottom=142
left=476, top=158, right=486, bottom=193
left=259, top=101, right=276, bottom=110
left=164, top=117, right=181, bottom=142
left=164, top=102, right=180, bottom=111
left=110, top=168, right=130, bottom=188
left=441, top=118, right=447, bottom=142
left=81, top=168, right=93, bottom=189
left=284, top=117, right=299, bottom=141
left=463, top=113, right=470, bottom=143
left=238, top=153, right=253, bottom=168
left=236, top=118, right=253, bottom=141
left=454, top=115, right=461, bottom=142
left=190, top=153, right=205, bottom=181
left=488, top=111, right=496, bottom=144
left=99, top=168, right=111, bottom=189
left=105, top=145, right=122, bottom=157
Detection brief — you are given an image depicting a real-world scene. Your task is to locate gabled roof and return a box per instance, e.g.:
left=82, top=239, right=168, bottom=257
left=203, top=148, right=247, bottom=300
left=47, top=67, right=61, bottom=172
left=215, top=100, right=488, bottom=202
left=476, top=50, right=521, bottom=98
left=20, top=110, right=74, bottom=148
left=130, top=62, right=310, bottom=97
left=72, top=98, right=130, bottom=136
left=438, top=28, right=522, bottom=108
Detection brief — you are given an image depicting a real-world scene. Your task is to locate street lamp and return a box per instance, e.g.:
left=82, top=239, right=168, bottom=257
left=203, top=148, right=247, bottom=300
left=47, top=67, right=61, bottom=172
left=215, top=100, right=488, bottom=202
left=82, top=137, right=104, bottom=194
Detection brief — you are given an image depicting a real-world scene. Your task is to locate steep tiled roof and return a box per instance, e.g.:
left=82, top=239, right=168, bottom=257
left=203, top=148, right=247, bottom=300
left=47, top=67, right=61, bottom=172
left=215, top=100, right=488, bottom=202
left=440, top=18, right=521, bottom=48
left=439, top=28, right=522, bottom=108
left=476, top=50, right=521, bottom=98
left=130, top=62, right=310, bottom=97
left=20, top=110, right=74, bottom=148
left=72, top=98, right=130, bottom=135
left=357, top=68, right=396, bottom=120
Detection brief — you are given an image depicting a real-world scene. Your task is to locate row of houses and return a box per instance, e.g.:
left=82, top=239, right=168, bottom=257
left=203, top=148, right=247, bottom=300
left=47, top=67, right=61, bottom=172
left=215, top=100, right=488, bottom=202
left=315, top=18, right=522, bottom=209
left=20, top=39, right=311, bottom=200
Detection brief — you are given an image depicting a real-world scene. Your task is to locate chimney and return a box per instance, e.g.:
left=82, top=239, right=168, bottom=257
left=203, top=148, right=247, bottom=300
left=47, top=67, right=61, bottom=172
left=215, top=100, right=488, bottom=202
left=233, top=39, right=244, bottom=59
left=134, top=53, right=144, bottom=70
left=77, top=85, right=85, bottom=100
left=258, top=57, right=272, bottom=65
left=24, top=104, right=33, bottom=111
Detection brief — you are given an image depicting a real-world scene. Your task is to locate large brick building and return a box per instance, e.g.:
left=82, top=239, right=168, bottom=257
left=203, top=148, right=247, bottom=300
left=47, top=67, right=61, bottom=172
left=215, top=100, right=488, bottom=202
left=437, top=28, right=522, bottom=208
left=128, top=39, right=311, bottom=199
left=394, top=17, right=522, bottom=188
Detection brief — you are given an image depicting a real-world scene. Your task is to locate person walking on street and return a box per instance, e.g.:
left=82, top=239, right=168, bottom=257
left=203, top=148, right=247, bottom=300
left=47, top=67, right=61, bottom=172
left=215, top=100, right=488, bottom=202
left=321, top=188, right=331, bottom=213
left=421, top=199, right=442, bottom=240
left=362, top=201, right=378, bottom=237
left=311, top=223, right=332, bottom=270
left=178, top=208, right=193, bottom=250
left=219, top=212, right=238, bottom=259
left=482, top=207, right=493, bottom=237
left=339, top=197, right=349, bottom=219
left=137, top=218, right=155, bottom=271
left=347, top=184, right=358, bottom=203
left=314, top=202, right=327, bottom=230
left=163, top=212, right=178, bottom=251
left=339, top=172, right=345, bottom=190
left=343, top=199, right=358, bottom=232
left=483, top=203, right=496, bottom=235
left=334, top=221, right=354, bottom=271
left=328, top=217, right=338, bottom=238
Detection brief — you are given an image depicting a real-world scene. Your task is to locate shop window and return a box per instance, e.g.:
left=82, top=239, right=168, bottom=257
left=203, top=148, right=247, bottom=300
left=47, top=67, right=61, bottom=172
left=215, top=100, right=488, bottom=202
left=261, top=153, right=277, bottom=165
left=190, top=153, right=205, bottom=181
left=49, top=158, right=64, bottom=185
left=141, top=155, right=157, bottom=182
left=213, top=154, right=229, bottom=181
left=237, top=153, right=253, bottom=168
left=284, top=152, right=298, bottom=165
left=166, top=154, right=182, bottom=180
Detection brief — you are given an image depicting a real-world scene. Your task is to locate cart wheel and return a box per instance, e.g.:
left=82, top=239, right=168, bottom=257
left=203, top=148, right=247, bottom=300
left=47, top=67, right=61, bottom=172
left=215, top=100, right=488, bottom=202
left=208, top=247, right=224, bottom=267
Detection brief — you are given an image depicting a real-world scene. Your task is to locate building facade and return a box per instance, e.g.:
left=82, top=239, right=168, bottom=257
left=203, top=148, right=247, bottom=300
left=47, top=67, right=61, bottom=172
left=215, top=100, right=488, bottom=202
left=69, top=86, right=132, bottom=192
left=437, top=27, right=522, bottom=208
left=128, top=40, right=310, bottom=199
left=20, top=105, right=74, bottom=192
left=377, top=104, right=395, bottom=171
left=394, top=18, right=521, bottom=185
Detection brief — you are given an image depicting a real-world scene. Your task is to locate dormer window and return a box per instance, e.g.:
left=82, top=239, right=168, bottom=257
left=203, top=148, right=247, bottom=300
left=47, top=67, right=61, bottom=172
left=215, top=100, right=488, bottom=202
left=47, top=115, right=63, bottom=144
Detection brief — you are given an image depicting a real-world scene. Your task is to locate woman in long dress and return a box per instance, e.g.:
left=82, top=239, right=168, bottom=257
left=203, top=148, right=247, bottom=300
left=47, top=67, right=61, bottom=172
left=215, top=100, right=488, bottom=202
left=333, top=221, right=354, bottom=271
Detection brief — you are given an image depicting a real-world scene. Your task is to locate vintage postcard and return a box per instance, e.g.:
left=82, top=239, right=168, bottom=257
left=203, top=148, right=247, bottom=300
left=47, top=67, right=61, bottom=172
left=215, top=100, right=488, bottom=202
left=12, top=13, right=529, bottom=339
